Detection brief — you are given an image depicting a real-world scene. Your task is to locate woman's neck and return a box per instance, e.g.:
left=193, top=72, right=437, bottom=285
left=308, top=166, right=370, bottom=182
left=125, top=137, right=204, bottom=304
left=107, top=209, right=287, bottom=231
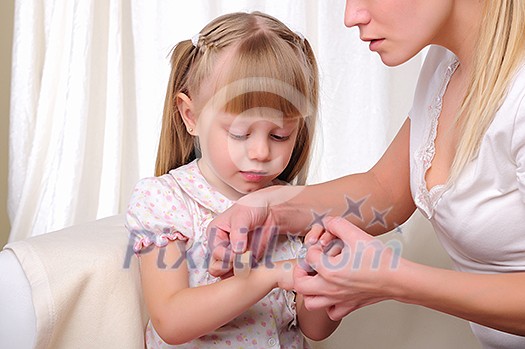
left=433, top=0, right=483, bottom=73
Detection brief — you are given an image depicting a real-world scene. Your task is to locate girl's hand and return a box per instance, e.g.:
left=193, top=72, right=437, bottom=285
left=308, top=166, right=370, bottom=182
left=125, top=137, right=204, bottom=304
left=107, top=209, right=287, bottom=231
left=294, top=216, right=404, bottom=321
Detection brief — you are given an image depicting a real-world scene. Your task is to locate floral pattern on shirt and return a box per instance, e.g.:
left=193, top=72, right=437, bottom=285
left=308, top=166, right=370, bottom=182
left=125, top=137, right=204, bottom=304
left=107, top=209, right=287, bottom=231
left=126, top=160, right=308, bottom=349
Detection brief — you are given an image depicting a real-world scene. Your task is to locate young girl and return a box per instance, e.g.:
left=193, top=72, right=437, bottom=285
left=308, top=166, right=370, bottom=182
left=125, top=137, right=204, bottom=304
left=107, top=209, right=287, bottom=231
left=126, top=11, right=339, bottom=348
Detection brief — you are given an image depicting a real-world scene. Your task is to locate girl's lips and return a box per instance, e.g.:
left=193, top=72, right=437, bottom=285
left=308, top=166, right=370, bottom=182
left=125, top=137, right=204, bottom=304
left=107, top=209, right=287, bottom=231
left=240, top=171, right=267, bottom=182
left=369, top=38, right=385, bottom=52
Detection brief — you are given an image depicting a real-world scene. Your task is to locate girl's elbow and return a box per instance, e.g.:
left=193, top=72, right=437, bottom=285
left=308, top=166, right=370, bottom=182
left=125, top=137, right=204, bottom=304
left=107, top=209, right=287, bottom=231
left=151, top=317, right=192, bottom=345
left=301, top=320, right=340, bottom=342
left=303, top=333, right=327, bottom=342
left=303, top=331, right=332, bottom=342
left=302, top=326, right=338, bottom=341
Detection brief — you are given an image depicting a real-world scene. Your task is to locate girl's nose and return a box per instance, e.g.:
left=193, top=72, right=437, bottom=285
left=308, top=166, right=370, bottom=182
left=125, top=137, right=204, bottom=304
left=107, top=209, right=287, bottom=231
left=344, top=0, right=371, bottom=28
left=247, top=137, right=271, bottom=162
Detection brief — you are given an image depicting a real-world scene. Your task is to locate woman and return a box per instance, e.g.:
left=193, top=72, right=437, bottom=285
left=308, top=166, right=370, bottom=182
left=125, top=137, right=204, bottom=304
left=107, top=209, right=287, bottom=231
left=207, top=1, right=525, bottom=348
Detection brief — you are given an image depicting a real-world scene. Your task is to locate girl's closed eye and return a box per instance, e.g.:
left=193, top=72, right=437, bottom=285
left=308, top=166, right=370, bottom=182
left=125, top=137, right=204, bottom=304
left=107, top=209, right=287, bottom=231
left=228, top=131, right=249, bottom=140
left=270, top=133, right=290, bottom=141
left=228, top=131, right=291, bottom=142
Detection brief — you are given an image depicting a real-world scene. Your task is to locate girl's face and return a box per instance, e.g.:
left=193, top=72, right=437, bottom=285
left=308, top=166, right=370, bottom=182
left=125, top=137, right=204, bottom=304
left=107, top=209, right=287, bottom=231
left=344, top=0, right=454, bottom=66
left=196, top=107, right=299, bottom=201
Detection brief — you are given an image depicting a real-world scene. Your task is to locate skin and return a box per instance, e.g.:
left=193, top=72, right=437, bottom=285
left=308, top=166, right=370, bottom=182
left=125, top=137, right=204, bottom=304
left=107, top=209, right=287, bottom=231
left=208, top=0, right=525, bottom=337
left=197, top=107, right=299, bottom=200
left=140, top=46, right=339, bottom=345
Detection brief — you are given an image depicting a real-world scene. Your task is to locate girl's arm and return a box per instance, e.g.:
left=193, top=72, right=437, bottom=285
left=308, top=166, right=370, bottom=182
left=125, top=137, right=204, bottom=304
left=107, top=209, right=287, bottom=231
left=294, top=244, right=341, bottom=341
left=296, top=292, right=341, bottom=340
left=139, top=240, right=299, bottom=345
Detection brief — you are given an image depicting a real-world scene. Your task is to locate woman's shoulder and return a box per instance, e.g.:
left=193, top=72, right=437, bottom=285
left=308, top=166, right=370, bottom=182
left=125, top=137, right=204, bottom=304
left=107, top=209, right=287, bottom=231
left=499, top=60, right=525, bottom=122
left=507, top=61, right=525, bottom=100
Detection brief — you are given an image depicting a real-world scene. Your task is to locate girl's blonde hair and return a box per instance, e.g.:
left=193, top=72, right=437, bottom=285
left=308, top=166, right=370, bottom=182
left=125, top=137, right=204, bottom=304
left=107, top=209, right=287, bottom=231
left=155, top=12, right=318, bottom=185
left=451, top=0, right=525, bottom=179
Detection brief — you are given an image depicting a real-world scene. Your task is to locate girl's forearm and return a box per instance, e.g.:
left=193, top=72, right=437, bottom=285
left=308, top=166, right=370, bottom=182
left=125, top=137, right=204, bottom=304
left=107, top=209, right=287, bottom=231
left=394, top=260, right=525, bottom=335
left=154, top=263, right=288, bottom=345
left=296, top=295, right=340, bottom=341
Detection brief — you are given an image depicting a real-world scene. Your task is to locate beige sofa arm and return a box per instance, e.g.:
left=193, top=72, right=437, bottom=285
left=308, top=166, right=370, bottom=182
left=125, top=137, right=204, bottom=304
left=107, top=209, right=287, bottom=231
left=0, top=215, right=148, bottom=349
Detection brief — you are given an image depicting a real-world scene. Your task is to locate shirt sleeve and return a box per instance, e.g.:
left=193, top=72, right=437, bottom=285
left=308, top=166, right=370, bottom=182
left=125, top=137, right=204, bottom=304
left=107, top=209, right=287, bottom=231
left=512, top=95, right=525, bottom=204
left=125, top=175, right=194, bottom=252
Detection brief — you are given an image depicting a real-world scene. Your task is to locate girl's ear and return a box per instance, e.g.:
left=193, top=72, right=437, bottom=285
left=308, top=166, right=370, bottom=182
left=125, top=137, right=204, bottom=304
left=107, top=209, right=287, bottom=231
left=176, top=92, right=198, bottom=136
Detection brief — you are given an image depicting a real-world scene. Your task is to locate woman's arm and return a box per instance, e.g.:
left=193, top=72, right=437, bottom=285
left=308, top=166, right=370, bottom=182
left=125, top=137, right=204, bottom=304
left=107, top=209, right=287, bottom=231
left=397, top=261, right=525, bottom=336
left=208, top=118, right=416, bottom=275
left=139, top=240, right=300, bottom=345
left=275, top=117, right=416, bottom=236
left=295, top=217, right=525, bottom=336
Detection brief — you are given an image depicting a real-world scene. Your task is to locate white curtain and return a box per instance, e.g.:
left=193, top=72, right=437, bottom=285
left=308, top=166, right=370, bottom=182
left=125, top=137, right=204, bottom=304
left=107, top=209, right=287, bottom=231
left=8, top=0, right=422, bottom=240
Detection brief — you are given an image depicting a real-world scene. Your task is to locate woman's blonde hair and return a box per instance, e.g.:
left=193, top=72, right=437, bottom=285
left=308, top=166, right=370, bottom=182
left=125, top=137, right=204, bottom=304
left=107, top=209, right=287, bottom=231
left=451, top=0, right=525, bottom=179
left=155, top=12, right=319, bottom=185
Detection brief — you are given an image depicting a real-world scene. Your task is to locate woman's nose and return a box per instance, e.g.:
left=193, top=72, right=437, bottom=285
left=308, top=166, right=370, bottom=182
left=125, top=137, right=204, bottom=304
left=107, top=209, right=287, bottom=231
left=247, top=137, right=271, bottom=162
left=344, top=0, right=371, bottom=28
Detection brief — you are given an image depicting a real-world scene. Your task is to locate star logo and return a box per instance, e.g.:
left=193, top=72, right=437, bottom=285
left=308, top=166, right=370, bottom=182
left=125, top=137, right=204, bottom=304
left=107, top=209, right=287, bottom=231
left=367, top=207, right=390, bottom=228
left=309, top=210, right=329, bottom=229
left=393, top=223, right=404, bottom=235
left=342, top=195, right=367, bottom=220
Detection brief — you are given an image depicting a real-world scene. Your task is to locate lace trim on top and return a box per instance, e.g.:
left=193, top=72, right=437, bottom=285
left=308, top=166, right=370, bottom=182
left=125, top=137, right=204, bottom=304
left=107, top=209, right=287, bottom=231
left=415, top=57, right=459, bottom=219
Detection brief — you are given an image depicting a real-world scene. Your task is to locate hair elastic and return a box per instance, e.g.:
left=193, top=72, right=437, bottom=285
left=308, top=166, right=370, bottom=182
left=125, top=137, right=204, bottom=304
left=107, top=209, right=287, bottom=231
left=191, top=33, right=200, bottom=48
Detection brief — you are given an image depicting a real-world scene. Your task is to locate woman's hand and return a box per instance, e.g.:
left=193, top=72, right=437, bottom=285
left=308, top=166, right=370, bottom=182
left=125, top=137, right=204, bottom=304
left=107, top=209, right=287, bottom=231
left=294, top=216, right=404, bottom=321
left=206, top=188, right=279, bottom=277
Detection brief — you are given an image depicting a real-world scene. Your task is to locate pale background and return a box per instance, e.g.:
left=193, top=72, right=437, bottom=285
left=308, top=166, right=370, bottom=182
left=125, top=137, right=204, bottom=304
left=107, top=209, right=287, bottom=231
left=0, top=0, right=14, bottom=248
left=1, top=1, right=481, bottom=347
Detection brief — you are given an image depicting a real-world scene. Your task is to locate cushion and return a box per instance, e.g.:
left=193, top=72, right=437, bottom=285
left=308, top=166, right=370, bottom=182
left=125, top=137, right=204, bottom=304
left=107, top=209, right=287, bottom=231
left=2, top=215, right=148, bottom=349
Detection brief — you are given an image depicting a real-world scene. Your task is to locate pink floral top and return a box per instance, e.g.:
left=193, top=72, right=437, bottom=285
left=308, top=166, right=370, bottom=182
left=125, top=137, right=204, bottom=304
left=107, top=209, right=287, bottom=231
left=126, top=160, right=309, bottom=349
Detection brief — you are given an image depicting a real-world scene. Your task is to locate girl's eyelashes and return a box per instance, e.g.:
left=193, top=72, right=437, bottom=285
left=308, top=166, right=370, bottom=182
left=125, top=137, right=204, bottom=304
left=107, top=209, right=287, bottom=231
left=227, top=131, right=291, bottom=142
left=228, top=132, right=249, bottom=140
left=270, top=134, right=290, bottom=141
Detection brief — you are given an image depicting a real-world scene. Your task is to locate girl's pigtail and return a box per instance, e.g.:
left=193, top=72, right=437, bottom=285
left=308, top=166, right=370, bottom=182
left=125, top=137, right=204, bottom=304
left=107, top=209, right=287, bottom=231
left=155, top=40, right=198, bottom=176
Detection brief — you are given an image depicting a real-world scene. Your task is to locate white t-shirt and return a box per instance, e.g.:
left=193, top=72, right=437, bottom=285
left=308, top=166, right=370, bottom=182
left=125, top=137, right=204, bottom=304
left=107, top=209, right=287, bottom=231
left=409, top=45, right=525, bottom=348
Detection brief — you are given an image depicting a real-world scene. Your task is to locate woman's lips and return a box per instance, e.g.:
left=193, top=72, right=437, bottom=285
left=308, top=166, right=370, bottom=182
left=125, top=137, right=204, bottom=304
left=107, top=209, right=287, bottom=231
left=369, top=38, right=385, bottom=52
